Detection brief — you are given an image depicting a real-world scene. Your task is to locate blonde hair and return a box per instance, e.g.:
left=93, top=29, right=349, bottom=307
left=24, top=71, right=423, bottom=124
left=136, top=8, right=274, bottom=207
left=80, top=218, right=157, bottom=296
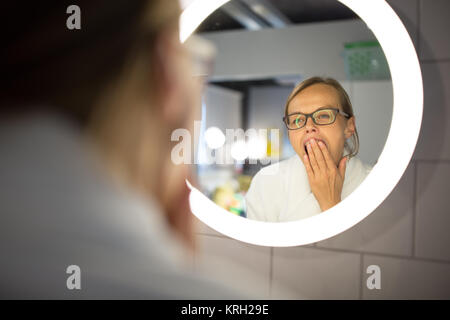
left=85, top=0, right=182, bottom=194
left=2, top=0, right=181, bottom=194
left=1, top=0, right=193, bottom=248
left=1, top=0, right=181, bottom=123
left=284, top=76, right=359, bottom=159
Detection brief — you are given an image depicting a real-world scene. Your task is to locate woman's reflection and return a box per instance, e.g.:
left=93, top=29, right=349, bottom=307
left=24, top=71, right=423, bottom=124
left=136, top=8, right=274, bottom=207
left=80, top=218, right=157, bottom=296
left=245, top=76, right=372, bottom=222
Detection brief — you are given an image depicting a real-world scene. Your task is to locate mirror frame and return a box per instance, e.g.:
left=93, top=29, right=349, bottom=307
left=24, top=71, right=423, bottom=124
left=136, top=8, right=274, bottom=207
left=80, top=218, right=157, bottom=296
left=181, top=0, right=423, bottom=247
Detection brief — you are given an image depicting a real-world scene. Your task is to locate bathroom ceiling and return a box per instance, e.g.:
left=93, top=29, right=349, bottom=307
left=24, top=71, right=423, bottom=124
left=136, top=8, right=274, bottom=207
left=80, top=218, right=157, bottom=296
left=197, top=0, right=358, bottom=33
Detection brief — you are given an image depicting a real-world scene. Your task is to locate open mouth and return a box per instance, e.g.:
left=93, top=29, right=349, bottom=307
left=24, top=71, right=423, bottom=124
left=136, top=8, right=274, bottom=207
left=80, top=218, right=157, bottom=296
left=304, top=139, right=326, bottom=155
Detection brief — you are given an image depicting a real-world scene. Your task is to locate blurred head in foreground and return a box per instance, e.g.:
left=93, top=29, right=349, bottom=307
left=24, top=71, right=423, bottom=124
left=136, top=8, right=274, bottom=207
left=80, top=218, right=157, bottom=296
left=1, top=0, right=200, bottom=250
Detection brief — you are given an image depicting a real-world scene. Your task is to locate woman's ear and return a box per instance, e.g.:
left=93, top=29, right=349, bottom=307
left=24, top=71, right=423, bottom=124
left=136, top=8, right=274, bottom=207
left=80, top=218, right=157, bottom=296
left=344, top=116, right=356, bottom=139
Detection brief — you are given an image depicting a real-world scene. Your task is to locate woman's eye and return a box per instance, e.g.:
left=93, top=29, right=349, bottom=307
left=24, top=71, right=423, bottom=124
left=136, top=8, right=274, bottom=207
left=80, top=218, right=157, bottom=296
left=317, top=113, right=330, bottom=119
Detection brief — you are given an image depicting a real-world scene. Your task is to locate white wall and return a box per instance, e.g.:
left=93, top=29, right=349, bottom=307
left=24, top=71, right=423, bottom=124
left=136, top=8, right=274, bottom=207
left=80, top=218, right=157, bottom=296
left=247, top=86, right=295, bottom=160
left=201, top=19, right=376, bottom=81
left=247, top=86, right=292, bottom=131
left=351, top=80, right=393, bottom=165
left=196, top=85, right=243, bottom=192
left=203, top=84, right=243, bottom=131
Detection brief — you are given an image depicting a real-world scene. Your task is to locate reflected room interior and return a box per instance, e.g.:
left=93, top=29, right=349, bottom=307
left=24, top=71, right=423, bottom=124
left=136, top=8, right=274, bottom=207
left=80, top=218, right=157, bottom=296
left=190, top=0, right=393, bottom=219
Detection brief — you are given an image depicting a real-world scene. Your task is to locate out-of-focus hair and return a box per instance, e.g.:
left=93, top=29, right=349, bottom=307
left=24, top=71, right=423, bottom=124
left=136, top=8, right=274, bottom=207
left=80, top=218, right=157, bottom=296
left=0, top=0, right=180, bottom=125
left=0, top=0, right=182, bottom=194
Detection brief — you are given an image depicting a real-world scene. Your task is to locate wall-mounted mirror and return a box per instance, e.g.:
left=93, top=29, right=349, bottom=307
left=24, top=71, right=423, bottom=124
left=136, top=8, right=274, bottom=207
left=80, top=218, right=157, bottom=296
left=188, top=0, right=393, bottom=223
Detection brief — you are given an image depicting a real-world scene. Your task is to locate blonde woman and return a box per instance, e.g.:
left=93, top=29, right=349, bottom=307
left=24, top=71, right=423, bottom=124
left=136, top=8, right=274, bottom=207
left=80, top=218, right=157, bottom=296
left=246, top=77, right=372, bottom=222
left=0, top=0, right=257, bottom=298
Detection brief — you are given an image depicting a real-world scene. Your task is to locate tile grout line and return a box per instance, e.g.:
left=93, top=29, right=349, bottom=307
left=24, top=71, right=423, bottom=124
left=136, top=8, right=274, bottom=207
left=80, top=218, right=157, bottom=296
left=411, top=159, right=450, bottom=163
left=195, top=232, right=227, bottom=238
left=417, top=0, right=421, bottom=59
left=420, top=58, right=450, bottom=64
left=269, top=247, right=274, bottom=297
left=196, top=232, right=450, bottom=264
left=301, top=243, right=450, bottom=265
left=359, top=253, right=364, bottom=300
left=412, top=160, right=418, bottom=258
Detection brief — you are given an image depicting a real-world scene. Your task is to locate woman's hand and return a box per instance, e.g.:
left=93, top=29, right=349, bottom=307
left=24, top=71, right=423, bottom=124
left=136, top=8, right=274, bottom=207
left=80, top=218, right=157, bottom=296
left=301, top=139, right=348, bottom=212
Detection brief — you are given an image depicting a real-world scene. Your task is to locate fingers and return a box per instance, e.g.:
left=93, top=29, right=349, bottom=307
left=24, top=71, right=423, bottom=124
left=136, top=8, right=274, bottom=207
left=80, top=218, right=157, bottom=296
left=304, top=139, right=345, bottom=178
left=302, top=153, right=314, bottom=179
left=317, top=140, right=337, bottom=172
left=309, top=139, right=327, bottom=172
left=306, top=142, right=320, bottom=174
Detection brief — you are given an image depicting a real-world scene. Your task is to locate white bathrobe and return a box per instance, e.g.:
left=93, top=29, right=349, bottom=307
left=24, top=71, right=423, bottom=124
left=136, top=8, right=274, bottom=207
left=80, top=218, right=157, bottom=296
left=245, top=154, right=372, bottom=222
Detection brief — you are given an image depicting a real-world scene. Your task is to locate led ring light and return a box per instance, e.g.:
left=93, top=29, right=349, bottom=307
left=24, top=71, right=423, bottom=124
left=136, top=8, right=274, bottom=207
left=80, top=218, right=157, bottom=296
left=180, top=0, right=423, bottom=247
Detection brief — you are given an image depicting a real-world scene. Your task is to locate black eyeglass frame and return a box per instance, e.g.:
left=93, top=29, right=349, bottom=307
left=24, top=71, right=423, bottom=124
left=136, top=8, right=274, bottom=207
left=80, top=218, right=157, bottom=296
left=282, top=107, right=351, bottom=130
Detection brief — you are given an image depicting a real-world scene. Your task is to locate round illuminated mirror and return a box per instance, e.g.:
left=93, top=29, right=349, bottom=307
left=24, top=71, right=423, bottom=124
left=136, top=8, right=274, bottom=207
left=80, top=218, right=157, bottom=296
left=179, top=0, right=423, bottom=247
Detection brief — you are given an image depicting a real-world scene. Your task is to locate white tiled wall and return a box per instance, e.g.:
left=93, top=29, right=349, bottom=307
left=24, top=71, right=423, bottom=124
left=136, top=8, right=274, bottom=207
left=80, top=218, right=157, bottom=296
left=193, top=234, right=272, bottom=298
left=350, top=80, right=393, bottom=166
left=415, top=162, right=450, bottom=262
left=362, top=255, right=450, bottom=299
left=414, top=61, right=450, bottom=160
left=271, top=247, right=361, bottom=299
left=419, top=0, right=450, bottom=61
left=193, top=0, right=450, bottom=299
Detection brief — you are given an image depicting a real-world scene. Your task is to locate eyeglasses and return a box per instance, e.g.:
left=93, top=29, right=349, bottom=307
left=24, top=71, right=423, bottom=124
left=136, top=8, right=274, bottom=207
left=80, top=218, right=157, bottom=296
left=283, top=108, right=351, bottom=130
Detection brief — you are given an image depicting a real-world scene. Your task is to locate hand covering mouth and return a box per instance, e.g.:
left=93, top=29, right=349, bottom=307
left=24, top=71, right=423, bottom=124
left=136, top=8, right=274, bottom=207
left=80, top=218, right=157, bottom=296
left=303, top=138, right=326, bottom=155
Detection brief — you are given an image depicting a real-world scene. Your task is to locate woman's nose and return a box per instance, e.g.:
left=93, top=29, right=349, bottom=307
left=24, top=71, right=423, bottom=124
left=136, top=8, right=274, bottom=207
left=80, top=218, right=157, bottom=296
left=305, top=117, right=317, bottom=133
